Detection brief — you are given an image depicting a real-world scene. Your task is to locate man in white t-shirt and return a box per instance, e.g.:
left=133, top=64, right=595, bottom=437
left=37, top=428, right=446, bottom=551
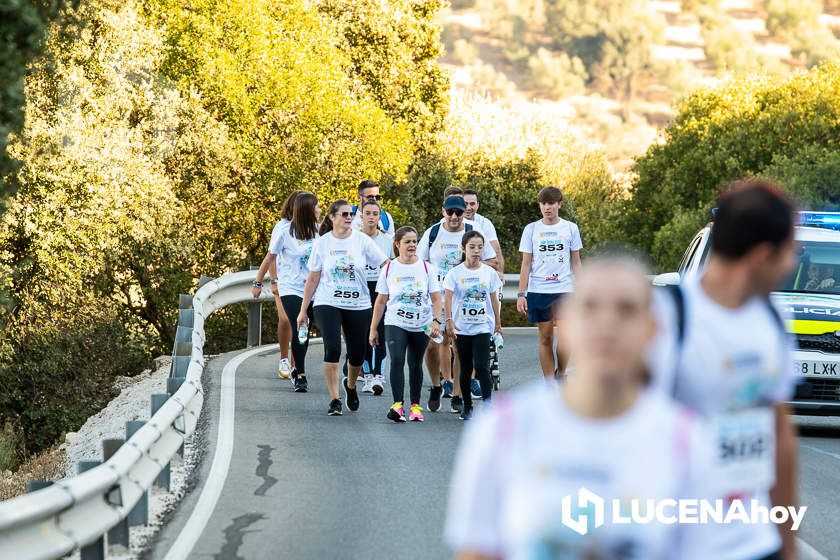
left=418, top=195, right=497, bottom=412
left=516, top=186, right=583, bottom=378
left=351, top=179, right=395, bottom=235
left=650, top=180, right=800, bottom=560
left=436, top=187, right=504, bottom=280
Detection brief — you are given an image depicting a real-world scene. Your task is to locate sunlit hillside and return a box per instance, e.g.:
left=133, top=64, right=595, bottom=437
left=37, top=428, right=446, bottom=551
left=438, top=0, right=840, bottom=171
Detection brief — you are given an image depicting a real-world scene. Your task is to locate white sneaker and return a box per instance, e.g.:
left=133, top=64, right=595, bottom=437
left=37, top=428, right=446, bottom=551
left=278, top=358, right=292, bottom=379
left=361, top=374, right=375, bottom=394
left=372, top=375, right=385, bottom=396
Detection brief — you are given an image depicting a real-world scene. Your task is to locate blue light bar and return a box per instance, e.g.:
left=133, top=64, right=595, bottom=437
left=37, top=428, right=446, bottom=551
left=799, top=211, right=840, bottom=230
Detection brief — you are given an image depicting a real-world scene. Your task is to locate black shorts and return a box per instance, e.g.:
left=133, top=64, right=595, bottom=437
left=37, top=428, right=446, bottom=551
left=526, top=292, right=567, bottom=324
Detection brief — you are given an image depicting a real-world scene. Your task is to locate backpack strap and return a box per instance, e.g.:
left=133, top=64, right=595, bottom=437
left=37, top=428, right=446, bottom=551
left=381, top=211, right=390, bottom=232
left=385, top=259, right=391, bottom=278
left=465, top=222, right=473, bottom=232
left=428, top=223, right=442, bottom=249
left=763, top=299, right=785, bottom=332
left=665, top=284, right=686, bottom=346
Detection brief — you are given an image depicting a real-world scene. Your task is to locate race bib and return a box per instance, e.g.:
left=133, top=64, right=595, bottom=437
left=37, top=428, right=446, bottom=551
left=330, top=258, right=363, bottom=306
left=460, top=293, right=488, bottom=325
left=709, top=408, right=775, bottom=496
left=536, top=236, right=568, bottom=264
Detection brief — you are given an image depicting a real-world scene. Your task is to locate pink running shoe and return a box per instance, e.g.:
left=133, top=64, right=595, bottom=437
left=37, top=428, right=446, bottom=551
left=409, top=403, right=425, bottom=422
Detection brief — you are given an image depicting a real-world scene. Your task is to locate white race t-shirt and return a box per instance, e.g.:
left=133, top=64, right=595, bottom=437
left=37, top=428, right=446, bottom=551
left=519, top=219, right=582, bottom=294
left=364, top=230, right=395, bottom=282
left=446, top=382, right=714, bottom=560
left=443, top=263, right=502, bottom=335
left=375, top=259, right=440, bottom=331
left=418, top=225, right=496, bottom=288
left=352, top=207, right=395, bottom=236
left=268, top=225, right=317, bottom=297
left=438, top=212, right=499, bottom=243
left=308, top=230, right=387, bottom=310
left=268, top=219, right=290, bottom=278
left=648, top=277, right=796, bottom=560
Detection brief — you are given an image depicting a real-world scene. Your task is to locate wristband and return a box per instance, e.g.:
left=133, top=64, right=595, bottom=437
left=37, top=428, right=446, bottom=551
left=252, top=281, right=263, bottom=288
left=271, top=279, right=279, bottom=285
left=517, top=292, right=526, bottom=298
left=432, top=318, right=441, bottom=325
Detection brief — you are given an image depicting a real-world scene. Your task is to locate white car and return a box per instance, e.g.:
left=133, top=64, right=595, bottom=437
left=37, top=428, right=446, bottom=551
left=653, top=212, right=840, bottom=415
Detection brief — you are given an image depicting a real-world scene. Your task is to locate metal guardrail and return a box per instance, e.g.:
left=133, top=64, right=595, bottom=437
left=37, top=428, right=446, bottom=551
left=0, top=270, right=277, bottom=560
left=0, top=269, right=520, bottom=560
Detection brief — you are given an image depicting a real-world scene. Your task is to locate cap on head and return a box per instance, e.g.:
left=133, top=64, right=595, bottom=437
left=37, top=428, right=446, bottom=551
left=443, top=195, right=466, bottom=211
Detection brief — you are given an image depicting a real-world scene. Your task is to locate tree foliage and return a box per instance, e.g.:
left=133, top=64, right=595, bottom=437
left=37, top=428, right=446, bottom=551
left=624, top=62, right=840, bottom=269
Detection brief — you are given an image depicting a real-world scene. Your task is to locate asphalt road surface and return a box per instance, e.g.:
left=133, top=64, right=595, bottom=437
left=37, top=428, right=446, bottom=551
left=149, top=332, right=840, bottom=560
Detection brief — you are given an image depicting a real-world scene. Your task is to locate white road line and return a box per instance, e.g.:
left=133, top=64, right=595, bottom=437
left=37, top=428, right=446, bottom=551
left=798, top=537, right=829, bottom=560
left=801, top=443, right=840, bottom=461
left=163, top=344, right=276, bottom=560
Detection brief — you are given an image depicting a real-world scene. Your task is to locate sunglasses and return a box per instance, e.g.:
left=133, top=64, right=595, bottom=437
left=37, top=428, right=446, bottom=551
left=445, top=209, right=464, bottom=217
left=365, top=194, right=382, bottom=201
left=338, top=211, right=353, bottom=218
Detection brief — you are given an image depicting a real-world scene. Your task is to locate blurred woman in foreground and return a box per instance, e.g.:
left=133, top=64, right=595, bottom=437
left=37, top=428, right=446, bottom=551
left=445, top=252, right=714, bottom=560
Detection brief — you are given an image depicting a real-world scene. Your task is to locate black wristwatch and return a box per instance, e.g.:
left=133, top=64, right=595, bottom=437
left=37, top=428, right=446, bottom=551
left=252, top=281, right=263, bottom=288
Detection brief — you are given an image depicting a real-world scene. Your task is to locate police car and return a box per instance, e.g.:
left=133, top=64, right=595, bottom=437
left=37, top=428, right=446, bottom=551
left=653, top=212, right=840, bottom=415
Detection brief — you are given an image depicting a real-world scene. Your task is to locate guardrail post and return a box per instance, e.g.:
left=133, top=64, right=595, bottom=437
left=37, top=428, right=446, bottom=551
left=125, top=422, right=148, bottom=527
left=78, top=460, right=105, bottom=560
left=178, top=308, right=194, bottom=329
left=173, top=340, right=192, bottom=357
left=178, top=294, right=193, bottom=309
left=247, top=266, right=262, bottom=347
left=170, top=356, right=190, bottom=379
left=103, top=439, right=129, bottom=552
left=26, top=480, right=53, bottom=492
left=151, top=394, right=171, bottom=491
left=167, top=377, right=184, bottom=395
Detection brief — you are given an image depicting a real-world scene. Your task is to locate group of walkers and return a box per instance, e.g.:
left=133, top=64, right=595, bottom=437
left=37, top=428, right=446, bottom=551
left=253, top=180, right=581, bottom=421
left=446, top=180, right=801, bottom=560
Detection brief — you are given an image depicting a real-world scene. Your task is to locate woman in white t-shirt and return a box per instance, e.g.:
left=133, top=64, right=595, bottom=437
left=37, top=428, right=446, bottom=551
left=269, top=191, right=319, bottom=393
left=251, top=190, right=303, bottom=379
left=298, top=200, right=388, bottom=416
left=358, top=200, right=395, bottom=395
left=370, top=226, right=442, bottom=423
left=443, top=231, right=502, bottom=421
left=446, top=253, right=715, bottom=560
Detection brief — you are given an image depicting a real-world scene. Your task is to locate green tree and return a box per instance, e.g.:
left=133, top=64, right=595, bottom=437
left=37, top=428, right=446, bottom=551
left=624, top=62, right=840, bottom=269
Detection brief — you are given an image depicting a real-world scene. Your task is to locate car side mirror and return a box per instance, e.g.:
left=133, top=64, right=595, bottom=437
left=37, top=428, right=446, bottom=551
left=652, top=272, right=681, bottom=286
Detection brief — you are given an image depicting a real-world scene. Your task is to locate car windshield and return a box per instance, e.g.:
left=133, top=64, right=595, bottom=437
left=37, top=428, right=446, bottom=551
left=782, top=241, right=840, bottom=294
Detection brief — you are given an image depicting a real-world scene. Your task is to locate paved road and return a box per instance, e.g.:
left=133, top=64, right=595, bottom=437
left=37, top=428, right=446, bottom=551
left=149, top=333, right=840, bottom=560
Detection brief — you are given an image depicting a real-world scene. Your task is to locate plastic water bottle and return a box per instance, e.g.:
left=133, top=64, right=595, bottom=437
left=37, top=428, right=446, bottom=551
left=492, top=332, right=504, bottom=350
left=298, top=322, right=309, bottom=344
left=424, top=322, right=444, bottom=344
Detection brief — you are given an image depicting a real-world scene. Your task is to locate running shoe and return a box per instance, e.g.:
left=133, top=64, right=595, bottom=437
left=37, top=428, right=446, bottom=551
left=442, top=379, right=454, bottom=399
left=459, top=407, right=473, bottom=421
left=278, top=358, right=293, bottom=379
left=344, top=377, right=360, bottom=411
left=387, top=402, right=406, bottom=423
left=328, top=398, right=342, bottom=416
left=290, top=368, right=298, bottom=384
left=450, top=395, right=463, bottom=414
left=371, top=375, right=384, bottom=396
left=470, top=378, right=482, bottom=399
left=409, top=403, right=425, bottom=422
left=428, top=385, right=443, bottom=412
left=294, top=374, right=308, bottom=393
left=361, top=374, right=374, bottom=394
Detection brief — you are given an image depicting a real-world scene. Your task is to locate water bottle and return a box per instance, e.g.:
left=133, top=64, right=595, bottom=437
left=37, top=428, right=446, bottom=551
left=492, top=332, right=504, bottom=350
left=424, top=322, right=444, bottom=344
left=298, top=322, right=309, bottom=344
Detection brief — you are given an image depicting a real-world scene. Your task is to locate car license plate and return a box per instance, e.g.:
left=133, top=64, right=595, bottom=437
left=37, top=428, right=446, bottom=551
left=795, top=361, right=840, bottom=377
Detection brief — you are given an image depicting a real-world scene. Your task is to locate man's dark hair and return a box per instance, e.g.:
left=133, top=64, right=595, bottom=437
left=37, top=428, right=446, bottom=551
left=358, top=179, right=379, bottom=194
left=711, top=179, right=795, bottom=259
left=463, top=188, right=478, bottom=197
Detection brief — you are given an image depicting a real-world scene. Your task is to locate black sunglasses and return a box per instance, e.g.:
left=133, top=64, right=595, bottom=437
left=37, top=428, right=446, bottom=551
left=338, top=211, right=353, bottom=218
left=445, top=208, right=464, bottom=217
left=365, top=194, right=382, bottom=201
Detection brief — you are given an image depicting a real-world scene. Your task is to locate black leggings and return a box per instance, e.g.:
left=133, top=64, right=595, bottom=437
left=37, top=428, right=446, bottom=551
left=366, top=281, right=386, bottom=375
left=454, top=333, right=492, bottom=409
left=314, top=305, right=372, bottom=366
left=280, top=295, right=314, bottom=374
left=385, top=325, right=429, bottom=404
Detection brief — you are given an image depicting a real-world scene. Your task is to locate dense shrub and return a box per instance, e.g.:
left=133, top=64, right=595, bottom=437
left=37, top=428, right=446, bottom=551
left=624, top=62, right=840, bottom=269
left=528, top=48, right=588, bottom=98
